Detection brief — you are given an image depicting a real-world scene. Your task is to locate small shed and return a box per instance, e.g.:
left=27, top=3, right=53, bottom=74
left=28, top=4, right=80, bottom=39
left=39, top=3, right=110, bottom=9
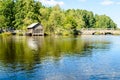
left=27, top=23, right=44, bottom=36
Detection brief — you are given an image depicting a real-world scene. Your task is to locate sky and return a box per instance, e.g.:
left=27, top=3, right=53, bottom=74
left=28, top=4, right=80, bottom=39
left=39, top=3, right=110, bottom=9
left=39, top=0, right=120, bottom=27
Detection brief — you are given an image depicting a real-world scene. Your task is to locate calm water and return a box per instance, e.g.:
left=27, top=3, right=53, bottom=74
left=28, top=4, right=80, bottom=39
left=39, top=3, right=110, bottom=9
left=0, top=35, right=120, bottom=80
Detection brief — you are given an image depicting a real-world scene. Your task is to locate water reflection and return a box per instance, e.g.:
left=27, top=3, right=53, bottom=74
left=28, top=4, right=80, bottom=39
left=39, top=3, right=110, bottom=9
left=0, top=36, right=114, bottom=80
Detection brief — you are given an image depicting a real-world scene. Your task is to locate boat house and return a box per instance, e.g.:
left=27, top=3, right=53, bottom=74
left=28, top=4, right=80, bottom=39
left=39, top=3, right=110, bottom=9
left=27, top=23, right=44, bottom=36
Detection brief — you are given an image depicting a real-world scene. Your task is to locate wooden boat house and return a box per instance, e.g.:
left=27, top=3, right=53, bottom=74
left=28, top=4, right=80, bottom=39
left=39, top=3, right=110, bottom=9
left=27, top=23, right=44, bottom=36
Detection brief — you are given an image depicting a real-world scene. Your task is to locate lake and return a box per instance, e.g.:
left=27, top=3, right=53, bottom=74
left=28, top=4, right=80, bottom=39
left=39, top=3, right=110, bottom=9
left=0, top=35, right=120, bottom=80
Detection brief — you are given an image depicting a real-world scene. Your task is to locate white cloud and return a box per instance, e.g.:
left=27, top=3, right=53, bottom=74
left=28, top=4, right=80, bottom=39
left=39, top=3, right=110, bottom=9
left=101, top=0, right=114, bottom=6
left=101, top=0, right=120, bottom=6
left=79, top=0, right=86, bottom=2
left=39, top=0, right=64, bottom=6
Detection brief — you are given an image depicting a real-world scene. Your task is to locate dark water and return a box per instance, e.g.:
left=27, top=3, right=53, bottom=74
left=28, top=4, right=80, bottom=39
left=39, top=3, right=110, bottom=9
left=0, top=35, right=120, bottom=80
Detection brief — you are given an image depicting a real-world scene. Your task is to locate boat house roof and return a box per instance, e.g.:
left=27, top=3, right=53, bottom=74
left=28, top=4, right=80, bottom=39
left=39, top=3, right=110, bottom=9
left=27, top=23, right=42, bottom=29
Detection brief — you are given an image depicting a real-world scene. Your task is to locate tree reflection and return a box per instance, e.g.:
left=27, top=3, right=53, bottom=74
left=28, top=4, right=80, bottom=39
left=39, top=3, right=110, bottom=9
left=0, top=36, right=111, bottom=73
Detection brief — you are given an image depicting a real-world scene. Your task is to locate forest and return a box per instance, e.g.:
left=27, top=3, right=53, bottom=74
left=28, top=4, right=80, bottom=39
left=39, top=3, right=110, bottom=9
left=0, top=0, right=117, bottom=35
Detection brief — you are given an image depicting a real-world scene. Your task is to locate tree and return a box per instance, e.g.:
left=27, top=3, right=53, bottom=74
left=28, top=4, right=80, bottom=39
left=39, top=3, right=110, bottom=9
left=0, top=0, right=15, bottom=29
left=47, top=5, right=65, bottom=34
left=94, top=15, right=116, bottom=29
left=0, top=0, right=117, bottom=35
left=40, top=7, right=51, bottom=34
left=14, top=0, right=42, bottom=29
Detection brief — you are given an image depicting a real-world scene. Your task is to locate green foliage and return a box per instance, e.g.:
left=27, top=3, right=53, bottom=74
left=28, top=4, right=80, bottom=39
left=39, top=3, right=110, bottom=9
left=0, top=0, right=117, bottom=35
left=94, top=15, right=116, bottom=29
left=0, top=0, right=15, bottom=28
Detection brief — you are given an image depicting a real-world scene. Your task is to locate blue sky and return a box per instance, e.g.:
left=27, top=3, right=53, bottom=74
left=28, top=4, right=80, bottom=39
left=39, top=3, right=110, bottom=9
left=39, top=0, right=120, bottom=27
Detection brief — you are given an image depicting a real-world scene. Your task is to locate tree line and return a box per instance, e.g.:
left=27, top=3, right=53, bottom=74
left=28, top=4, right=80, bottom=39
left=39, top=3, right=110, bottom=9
left=0, top=0, right=117, bottom=35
